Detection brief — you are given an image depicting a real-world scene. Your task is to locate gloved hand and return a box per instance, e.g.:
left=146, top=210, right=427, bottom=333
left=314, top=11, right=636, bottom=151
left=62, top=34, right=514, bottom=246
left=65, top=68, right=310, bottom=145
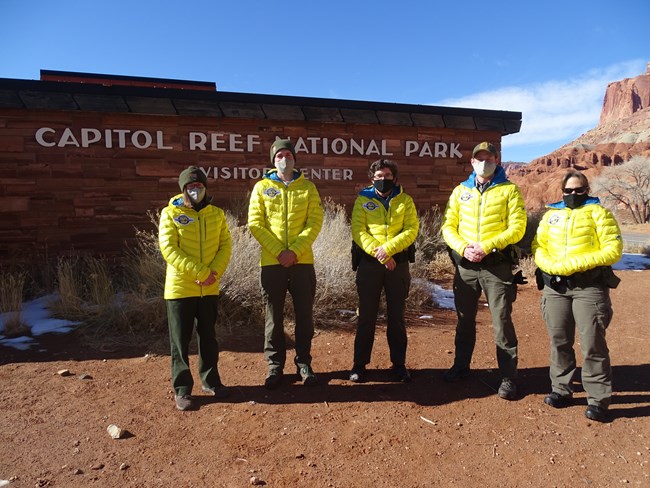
left=513, top=270, right=528, bottom=285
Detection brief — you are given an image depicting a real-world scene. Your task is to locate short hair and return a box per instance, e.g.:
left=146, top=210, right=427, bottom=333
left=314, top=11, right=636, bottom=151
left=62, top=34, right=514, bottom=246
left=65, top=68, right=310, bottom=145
left=368, top=159, right=398, bottom=179
left=561, top=170, right=589, bottom=189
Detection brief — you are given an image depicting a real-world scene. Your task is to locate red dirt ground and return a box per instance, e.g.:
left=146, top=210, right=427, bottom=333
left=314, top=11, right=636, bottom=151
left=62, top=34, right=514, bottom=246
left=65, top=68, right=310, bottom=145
left=1, top=271, right=648, bottom=487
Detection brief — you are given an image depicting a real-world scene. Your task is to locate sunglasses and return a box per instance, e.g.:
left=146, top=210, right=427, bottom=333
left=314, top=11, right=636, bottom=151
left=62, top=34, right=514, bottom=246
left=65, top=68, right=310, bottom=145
left=563, top=186, right=587, bottom=195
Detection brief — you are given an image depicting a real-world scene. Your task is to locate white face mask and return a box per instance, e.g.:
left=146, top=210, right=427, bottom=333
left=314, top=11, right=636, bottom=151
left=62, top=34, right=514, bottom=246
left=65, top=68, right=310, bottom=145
left=473, top=160, right=497, bottom=178
left=187, top=187, right=205, bottom=203
left=275, top=157, right=295, bottom=175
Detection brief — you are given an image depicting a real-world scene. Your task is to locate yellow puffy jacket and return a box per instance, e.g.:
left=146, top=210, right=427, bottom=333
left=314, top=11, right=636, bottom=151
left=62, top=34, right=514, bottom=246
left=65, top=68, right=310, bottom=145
left=532, top=197, right=622, bottom=276
left=159, top=195, right=232, bottom=299
left=248, top=170, right=323, bottom=266
left=442, top=166, right=526, bottom=256
left=352, top=185, right=419, bottom=261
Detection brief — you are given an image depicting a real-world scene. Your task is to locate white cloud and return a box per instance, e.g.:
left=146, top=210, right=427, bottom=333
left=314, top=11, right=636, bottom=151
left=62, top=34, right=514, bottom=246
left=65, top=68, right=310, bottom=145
left=437, top=60, right=645, bottom=152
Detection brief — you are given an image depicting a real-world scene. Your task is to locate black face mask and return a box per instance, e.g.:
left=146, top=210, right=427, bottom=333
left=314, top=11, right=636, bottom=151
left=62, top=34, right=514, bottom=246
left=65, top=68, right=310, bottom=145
left=563, top=193, right=588, bottom=209
left=373, top=179, right=394, bottom=194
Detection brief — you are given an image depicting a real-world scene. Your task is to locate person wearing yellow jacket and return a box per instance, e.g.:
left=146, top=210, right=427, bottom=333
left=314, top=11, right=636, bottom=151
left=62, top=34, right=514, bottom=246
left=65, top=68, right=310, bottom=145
left=159, top=166, right=232, bottom=411
left=532, top=170, right=622, bottom=422
left=248, top=139, right=323, bottom=390
left=441, top=142, right=526, bottom=400
left=349, top=159, right=419, bottom=383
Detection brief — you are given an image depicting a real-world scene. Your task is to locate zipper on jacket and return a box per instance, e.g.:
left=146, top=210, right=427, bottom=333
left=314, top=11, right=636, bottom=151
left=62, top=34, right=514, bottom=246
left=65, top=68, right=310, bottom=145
left=563, top=210, right=571, bottom=259
left=283, top=183, right=289, bottom=249
left=198, top=209, right=204, bottom=297
left=476, top=189, right=484, bottom=241
left=385, top=202, right=391, bottom=240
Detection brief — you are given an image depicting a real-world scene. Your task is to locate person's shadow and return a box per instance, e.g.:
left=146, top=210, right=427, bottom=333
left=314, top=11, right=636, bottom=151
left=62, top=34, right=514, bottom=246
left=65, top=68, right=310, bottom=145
left=196, top=363, right=650, bottom=419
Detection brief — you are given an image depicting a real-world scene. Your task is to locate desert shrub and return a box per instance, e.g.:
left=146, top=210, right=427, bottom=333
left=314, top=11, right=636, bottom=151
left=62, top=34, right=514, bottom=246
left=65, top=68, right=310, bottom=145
left=517, top=255, right=537, bottom=282
left=124, top=211, right=166, bottom=300
left=54, top=255, right=118, bottom=314
left=55, top=256, right=85, bottom=314
left=52, top=256, right=133, bottom=347
left=408, top=206, right=454, bottom=305
left=312, top=200, right=358, bottom=326
left=219, top=212, right=265, bottom=333
left=48, top=199, right=468, bottom=345
left=621, top=239, right=650, bottom=255
left=0, top=270, right=29, bottom=337
left=408, top=251, right=455, bottom=307
left=85, top=257, right=115, bottom=308
left=227, top=191, right=253, bottom=226
left=414, top=206, right=446, bottom=262
left=119, top=213, right=168, bottom=336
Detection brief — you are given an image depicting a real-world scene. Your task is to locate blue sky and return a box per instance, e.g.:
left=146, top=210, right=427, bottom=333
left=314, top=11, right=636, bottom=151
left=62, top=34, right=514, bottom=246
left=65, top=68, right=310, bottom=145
left=1, top=0, right=648, bottom=162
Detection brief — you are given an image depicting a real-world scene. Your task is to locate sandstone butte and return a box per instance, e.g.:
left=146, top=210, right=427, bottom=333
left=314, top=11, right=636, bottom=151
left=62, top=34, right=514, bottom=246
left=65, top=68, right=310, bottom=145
left=507, top=63, right=650, bottom=210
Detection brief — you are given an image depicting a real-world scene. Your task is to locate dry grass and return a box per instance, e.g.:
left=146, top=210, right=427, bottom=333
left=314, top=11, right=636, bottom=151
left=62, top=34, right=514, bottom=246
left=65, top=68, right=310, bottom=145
left=312, top=200, right=358, bottom=326
left=15, top=201, right=645, bottom=351
left=219, top=212, right=266, bottom=333
left=622, top=241, right=650, bottom=255
left=0, top=270, right=29, bottom=338
left=414, top=206, right=446, bottom=262
left=45, top=204, right=463, bottom=345
left=55, top=256, right=84, bottom=315
left=517, top=255, right=537, bottom=282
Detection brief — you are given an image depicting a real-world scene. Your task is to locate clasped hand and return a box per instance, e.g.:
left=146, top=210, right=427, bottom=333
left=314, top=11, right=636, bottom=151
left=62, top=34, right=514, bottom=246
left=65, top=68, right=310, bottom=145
left=195, top=271, right=217, bottom=286
left=463, top=243, right=487, bottom=263
left=373, top=246, right=396, bottom=271
left=278, top=250, right=298, bottom=268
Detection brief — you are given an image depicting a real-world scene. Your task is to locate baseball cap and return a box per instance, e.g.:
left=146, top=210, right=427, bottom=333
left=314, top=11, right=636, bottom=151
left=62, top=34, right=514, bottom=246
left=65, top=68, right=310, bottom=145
left=472, top=141, right=498, bottom=158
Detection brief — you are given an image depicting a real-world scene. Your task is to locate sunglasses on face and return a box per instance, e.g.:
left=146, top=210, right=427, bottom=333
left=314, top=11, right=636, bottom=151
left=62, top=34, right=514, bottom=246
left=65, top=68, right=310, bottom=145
left=563, top=186, right=587, bottom=195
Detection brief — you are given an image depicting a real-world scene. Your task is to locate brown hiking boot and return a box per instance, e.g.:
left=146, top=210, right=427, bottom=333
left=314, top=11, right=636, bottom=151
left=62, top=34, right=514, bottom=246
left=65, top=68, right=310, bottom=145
left=174, top=394, right=194, bottom=411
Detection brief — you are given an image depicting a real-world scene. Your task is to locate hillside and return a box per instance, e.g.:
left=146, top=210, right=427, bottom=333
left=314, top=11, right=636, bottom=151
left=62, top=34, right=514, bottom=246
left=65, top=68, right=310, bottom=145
left=508, top=65, right=650, bottom=210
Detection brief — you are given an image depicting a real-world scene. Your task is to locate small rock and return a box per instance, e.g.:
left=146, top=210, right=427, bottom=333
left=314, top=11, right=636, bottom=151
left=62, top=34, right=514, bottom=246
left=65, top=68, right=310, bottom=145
left=57, top=369, right=72, bottom=377
left=73, top=469, right=83, bottom=475
left=90, top=463, right=104, bottom=470
left=119, top=463, right=129, bottom=470
left=296, top=453, right=305, bottom=459
left=79, top=373, right=93, bottom=380
left=0, top=480, right=10, bottom=487
left=250, top=476, right=266, bottom=485
left=107, top=424, right=125, bottom=439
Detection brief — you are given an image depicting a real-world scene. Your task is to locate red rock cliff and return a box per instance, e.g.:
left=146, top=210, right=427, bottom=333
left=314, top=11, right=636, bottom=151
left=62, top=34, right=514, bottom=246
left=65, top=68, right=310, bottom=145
left=600, top=63, right=650, bottom=125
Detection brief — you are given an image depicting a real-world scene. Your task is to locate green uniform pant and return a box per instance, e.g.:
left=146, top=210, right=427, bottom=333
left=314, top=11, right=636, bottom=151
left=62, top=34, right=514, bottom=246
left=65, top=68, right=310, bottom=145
left=167, top=295, right=221, bottom=397
left=261, top=264, right=316, bottom=372
left=452, top=261, right=518, bottom=378
left=541, top=284, right=613, bottom=407
left=354, top=258, right=410, bottom=367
